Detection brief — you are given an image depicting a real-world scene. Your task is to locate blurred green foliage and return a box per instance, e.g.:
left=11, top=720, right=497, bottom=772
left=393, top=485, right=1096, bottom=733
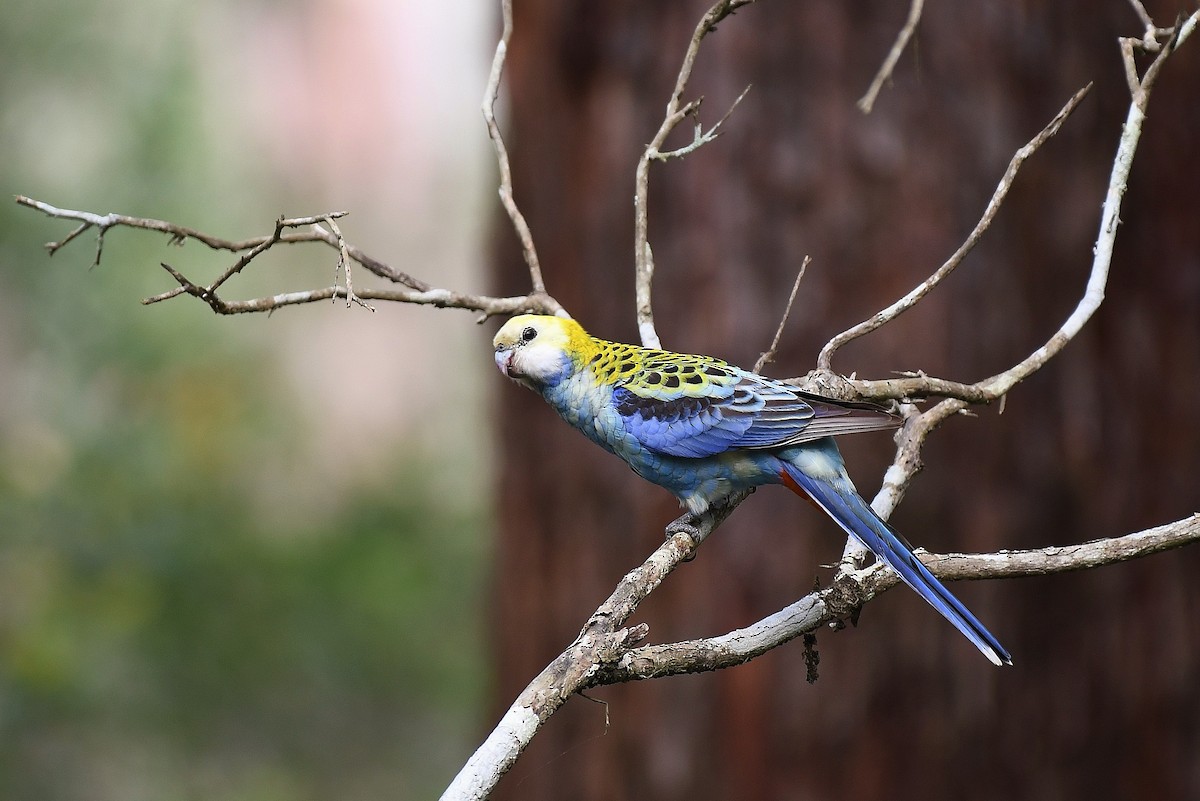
left=1, top=1, right=488, bottom=799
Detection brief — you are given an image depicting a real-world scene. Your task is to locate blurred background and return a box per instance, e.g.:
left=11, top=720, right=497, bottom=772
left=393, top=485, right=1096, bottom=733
left=2, top=1, right=494, bottom=798
left=4, top=2, right=1200, bottom=801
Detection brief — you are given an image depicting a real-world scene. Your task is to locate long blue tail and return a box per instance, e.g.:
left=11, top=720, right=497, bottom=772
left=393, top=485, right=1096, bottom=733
left=780, top=446, right=1012, bottom=666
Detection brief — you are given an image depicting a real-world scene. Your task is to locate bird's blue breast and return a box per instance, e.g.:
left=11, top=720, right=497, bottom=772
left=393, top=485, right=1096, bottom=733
left=542, top=370, right=638, bottom=456
left=541, top=369, right=785, bottom=512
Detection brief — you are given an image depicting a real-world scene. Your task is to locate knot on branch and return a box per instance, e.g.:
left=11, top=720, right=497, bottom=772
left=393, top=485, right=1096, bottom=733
left=792, top=369, right=860, bottom=401
left=549, top=625, right=650, bottom=702
left=822, top=568, right=878, bottom=628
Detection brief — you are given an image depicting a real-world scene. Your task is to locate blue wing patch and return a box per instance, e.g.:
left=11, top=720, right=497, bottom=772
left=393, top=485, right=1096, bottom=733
left=613, top=370, right=816, bottom=458
left=613, top=367, right=899, bottom=459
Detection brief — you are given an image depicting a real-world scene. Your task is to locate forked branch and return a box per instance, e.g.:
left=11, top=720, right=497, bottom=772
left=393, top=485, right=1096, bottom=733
left=634, top=0, right=757, bottom=349
left=15, top=195, right=562, bottom=318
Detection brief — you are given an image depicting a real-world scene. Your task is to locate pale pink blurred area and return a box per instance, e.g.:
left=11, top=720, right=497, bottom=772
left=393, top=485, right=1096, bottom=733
left=190, top=0, right=497, bottom=522
left=227, top=0, right=488, bottom=209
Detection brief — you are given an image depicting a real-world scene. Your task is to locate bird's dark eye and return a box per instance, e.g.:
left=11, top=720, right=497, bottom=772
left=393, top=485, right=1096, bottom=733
left=521, top=326, right=537, bottom=343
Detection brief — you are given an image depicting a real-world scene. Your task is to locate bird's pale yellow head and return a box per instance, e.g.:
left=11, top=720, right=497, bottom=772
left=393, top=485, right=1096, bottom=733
left=493, top=314, right=594, bottom=389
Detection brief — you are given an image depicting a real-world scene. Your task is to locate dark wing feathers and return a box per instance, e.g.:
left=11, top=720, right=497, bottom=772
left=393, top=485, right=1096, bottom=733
left=783, top=391, right=903, bottom=440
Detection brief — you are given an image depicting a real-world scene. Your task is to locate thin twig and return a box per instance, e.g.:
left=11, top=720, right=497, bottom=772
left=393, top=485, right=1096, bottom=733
left=1122, top=0, right=1180, bottom=47
left=321, top=215, right=374, bottom=311
left=654, top=85, right=752, bottom=161
left=45, top=221, right=91, bottom=256
left=145, top=279, right=555, bottom=318
left=205, top=214, right=297, bottom=294
left=482, top=0, right=546, bottom=294
left=1127, top=0, right=1156, bottom=32
left=17, top=195, right=332, bottom=253
left=858, top=0, right=925, bottom=113
left=754, top=256, right=809, bottom=373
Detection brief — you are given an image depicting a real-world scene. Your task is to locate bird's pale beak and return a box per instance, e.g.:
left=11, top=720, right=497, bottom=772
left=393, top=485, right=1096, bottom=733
left=494, top=348, right=513, bottom=376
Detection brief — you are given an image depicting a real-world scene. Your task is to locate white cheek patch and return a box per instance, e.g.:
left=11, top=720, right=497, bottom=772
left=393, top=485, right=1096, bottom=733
left=515, top=343, right=565, bottom=382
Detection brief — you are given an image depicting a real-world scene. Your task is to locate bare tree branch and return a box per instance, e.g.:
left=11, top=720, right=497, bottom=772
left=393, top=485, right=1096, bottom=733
left=15, top=195, right=564, bottom=319
left=634, top=0, right=757, bottom=349
left=447, top=500, right=1200, bottom=801
left=16, top=195, right=340, bottom=257
left=1124, top=0, right=1179, bottom=48
left=857, top=0, right=925, bottom=113
left=320, top=214, right=373, bottom=311
left=1127, top=0, right=1157, bottom=32
left=15, top=0, right=566, bottom=322
left=653, top=85, right=752, bottom=162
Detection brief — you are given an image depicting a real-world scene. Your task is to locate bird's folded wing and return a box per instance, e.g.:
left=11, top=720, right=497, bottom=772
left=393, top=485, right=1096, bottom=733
left=613, top=359, right=899, bottom=458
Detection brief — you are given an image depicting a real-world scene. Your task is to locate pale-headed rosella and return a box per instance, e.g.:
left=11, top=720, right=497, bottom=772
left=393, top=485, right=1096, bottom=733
left=493, top=314, right=1011, bottom=666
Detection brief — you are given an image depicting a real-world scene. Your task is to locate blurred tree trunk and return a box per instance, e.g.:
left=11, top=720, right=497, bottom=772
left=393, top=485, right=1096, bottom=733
left=488, top=2, right=1200, bottom=799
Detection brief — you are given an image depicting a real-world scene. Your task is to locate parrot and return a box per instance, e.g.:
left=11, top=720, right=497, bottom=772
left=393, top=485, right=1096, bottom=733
left=492, top=314, right=1011, bottom=666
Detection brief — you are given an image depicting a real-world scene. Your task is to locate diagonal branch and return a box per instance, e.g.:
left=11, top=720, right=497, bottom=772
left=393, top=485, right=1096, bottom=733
left=858, top=0, right=925, bottom=113
left=753, top=256, right=809, bottom=373
left=440, top=494, right=748, bottom=801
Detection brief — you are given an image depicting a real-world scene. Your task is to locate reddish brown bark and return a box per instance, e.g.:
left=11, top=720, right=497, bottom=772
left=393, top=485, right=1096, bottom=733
left=490, top=2, right=1200, bottom=799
